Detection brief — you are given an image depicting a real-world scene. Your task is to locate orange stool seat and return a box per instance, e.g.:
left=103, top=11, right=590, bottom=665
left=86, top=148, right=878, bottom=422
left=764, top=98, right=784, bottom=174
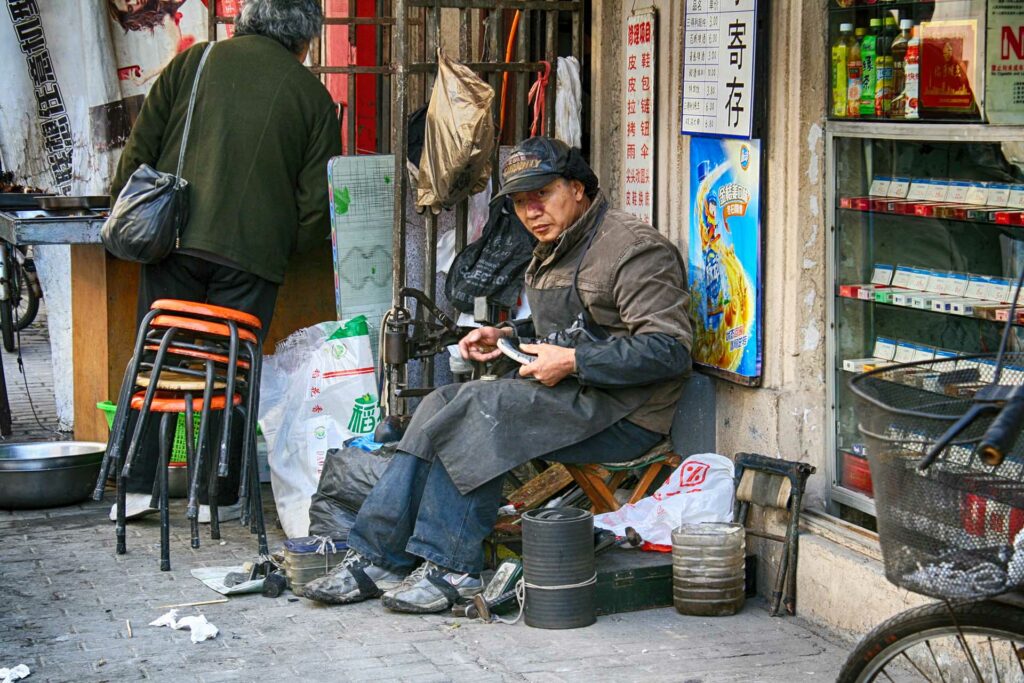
left=150, top=315, right=258, bottom=345
left=130, top=390, right=242, bottom=413
left=144, top=344, right=252, bottom=370
left=151, top=299, right=262, bottom=329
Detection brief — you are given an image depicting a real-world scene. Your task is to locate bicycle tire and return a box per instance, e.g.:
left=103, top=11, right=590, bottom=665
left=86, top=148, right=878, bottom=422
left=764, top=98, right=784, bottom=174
left=837, top=600, right=1024, bottom=683
left=1, top=298, right=14, bottom=352
left=13, top=263, right=39, bottom=331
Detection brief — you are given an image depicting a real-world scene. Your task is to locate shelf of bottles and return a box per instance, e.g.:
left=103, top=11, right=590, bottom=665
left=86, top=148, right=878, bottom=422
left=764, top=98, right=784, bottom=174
left=828, top=0, right=987, bottom=123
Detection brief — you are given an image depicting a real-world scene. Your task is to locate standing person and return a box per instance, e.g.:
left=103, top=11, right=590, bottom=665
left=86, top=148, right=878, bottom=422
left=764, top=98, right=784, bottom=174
left=304, top=137, right=693, bottom=613
left=107, top=0, right=342, bottom=521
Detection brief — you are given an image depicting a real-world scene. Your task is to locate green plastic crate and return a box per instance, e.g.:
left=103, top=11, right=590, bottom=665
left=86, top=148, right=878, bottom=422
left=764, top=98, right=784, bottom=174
left=96, top=401, right=199, bottom=463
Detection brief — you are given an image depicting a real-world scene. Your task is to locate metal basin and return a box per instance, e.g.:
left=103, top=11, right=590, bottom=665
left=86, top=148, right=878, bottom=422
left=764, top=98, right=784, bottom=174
left=0, top=441, right=106, bottom=509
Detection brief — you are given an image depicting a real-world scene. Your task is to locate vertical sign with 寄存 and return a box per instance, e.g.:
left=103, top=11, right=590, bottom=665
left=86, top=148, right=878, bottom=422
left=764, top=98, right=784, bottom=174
left=681, top=0, right=758, bottom=139
left=688, top=137, right=762, bottom=385
left=623, top=10, right=656, bottom=225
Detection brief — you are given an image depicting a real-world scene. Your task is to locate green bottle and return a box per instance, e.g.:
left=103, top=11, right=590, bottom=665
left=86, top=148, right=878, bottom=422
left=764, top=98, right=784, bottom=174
left=860, top=18, right=880, bottom=117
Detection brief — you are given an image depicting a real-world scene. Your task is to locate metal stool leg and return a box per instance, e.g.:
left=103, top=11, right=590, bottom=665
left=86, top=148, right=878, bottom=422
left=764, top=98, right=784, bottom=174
left=157, top=412, right=174, bottom=571
left=182, top=392, right=200, bottom=550
left=186, top=362, right=215, bottom=523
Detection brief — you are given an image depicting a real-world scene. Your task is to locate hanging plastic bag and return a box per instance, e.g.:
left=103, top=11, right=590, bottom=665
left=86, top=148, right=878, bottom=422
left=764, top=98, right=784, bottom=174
left=555, top=56, right=582, bottom=148
left=593, top=453, right=735, bottom=551
left=444, top=196, right=536, bottom=313
left=416, top=48, right=496, bottom=213
left=258, top=316, right=380, bottom=539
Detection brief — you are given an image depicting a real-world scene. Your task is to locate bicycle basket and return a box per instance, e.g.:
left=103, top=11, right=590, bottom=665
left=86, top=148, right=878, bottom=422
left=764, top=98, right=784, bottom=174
left=849, top=354, right=1024, bottom=601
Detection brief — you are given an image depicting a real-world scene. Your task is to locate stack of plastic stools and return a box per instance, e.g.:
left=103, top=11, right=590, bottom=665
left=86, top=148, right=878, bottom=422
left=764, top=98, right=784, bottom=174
left=93, top=299, right=267, bottom=571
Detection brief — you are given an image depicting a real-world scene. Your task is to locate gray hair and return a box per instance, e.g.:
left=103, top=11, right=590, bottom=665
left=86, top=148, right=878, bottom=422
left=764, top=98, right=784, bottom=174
left=234, top=0, right=322, bottom=54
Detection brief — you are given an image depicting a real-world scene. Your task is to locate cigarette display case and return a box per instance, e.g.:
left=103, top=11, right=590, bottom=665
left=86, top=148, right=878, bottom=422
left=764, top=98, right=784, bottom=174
left=827, top=123, right=1024, bottom=523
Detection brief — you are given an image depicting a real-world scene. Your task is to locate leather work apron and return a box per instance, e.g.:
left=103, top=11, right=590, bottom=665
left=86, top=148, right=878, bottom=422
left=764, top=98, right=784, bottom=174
left=397, top=205, right=655, bottom=495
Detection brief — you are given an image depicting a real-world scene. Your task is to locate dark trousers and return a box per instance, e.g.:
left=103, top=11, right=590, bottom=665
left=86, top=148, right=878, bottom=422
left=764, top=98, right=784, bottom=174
left=347, top=418, right=663, bottom=575
left=124, top=253, right=278, bottom=504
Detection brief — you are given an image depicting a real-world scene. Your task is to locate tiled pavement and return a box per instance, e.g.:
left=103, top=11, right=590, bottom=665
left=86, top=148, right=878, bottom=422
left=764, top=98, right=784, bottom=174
left=0, top=310, right=853, bottom=682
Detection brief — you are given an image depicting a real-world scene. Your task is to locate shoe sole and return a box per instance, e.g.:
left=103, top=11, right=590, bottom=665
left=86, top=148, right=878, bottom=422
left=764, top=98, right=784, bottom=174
left=303, top=577, right=404, bottom=605
left=380, top=586, right=483, bottom=614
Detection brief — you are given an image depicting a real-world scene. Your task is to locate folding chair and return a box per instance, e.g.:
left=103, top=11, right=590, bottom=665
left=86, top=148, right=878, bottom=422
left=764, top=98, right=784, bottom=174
left=733, top=452, right=816, bottom=617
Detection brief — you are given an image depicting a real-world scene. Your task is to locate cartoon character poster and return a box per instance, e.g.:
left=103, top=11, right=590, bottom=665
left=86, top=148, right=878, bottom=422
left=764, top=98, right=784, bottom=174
left=688, top=137, right=763, bottom=385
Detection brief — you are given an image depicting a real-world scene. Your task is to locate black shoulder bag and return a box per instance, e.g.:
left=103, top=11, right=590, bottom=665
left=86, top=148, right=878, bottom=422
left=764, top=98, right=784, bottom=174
left=101, top=42, right=214, bottom=264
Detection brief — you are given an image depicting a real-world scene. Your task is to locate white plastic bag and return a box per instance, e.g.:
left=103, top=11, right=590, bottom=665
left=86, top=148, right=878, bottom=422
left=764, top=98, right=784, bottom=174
left=259, top=317, right=379, bottom=539
left=594, top=453, right=735, bottom=549
left=555, top=56, right=582, bottom=148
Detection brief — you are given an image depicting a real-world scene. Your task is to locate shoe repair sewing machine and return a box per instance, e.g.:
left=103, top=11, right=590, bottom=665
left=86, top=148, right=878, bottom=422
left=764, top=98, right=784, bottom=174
left=375, top=287, right=514, bottom=443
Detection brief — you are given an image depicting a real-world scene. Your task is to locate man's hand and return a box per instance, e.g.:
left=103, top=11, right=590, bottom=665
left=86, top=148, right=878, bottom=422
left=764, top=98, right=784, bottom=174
left=458, top=326, right=511, bottom=362
left=519, top=343, right=576, bottom=387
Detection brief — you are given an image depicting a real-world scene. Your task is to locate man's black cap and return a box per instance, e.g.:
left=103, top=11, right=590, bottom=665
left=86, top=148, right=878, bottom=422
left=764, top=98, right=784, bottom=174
left=492, top=137, right=573, bottom=202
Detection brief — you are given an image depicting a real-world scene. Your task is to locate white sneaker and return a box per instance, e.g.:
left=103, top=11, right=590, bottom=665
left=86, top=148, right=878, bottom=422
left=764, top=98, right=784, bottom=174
left=198, top=502, right=242, bottom=524
left=108, top=493, right=158, bottom=522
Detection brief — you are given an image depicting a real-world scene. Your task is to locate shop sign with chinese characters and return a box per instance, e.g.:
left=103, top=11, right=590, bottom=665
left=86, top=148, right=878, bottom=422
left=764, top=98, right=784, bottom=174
left=623, top=10, right=656, bottom=224
left=681, top=0, right=758, bottom=139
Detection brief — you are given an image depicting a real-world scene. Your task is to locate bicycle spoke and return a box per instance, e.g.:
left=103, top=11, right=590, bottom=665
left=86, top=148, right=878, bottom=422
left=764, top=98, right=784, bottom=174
left=879, top=669, right=896, bottom=682
left=953, top=631, right=985, bottom=682
left=988, top=637, right=1001, bottom=683
left=1013, top=640, right=1024, bottom=677
left=925, top=641, right=947, bottom=683
left=900, top=647, right=935, bottom=681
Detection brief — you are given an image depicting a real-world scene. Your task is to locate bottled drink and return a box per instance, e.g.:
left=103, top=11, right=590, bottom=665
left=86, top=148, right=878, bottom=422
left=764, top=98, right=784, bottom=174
left=832, top=23, right=855, bottom=117
left=904, top=27, right=920, bottom=120
left=891, top=19, right=913, bottom=118
left=847, top=28, right=865, bottom=118
left=874, top=16, right=897, bottom=117
left=860, top=18, right=880, bottom=117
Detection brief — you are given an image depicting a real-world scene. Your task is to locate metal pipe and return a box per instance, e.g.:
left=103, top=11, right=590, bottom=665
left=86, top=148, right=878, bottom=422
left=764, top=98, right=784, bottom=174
left=544, top=6, right=556, bottom=136
left=376, top=0, right=385, bottom=153
left=347, top=0, right=357, bottom=153
left=424, top=211, right=438, bottom=383
left=391, top=0, right=409, bottom=417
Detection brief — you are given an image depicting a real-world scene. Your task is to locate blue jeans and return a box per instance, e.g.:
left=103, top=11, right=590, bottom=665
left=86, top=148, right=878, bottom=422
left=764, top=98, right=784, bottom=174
left=346, top=419, right=663, bottom=575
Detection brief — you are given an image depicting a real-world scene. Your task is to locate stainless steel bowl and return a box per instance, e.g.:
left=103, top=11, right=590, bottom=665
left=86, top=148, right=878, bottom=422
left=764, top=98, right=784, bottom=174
left=0, top=441, right=106, bottom=509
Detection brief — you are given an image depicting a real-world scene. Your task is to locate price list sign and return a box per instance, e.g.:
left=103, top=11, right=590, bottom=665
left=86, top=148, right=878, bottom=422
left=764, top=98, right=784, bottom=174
left=623, top=11, right=657, bottom=224
left=681, top=0, right=758, bottom=139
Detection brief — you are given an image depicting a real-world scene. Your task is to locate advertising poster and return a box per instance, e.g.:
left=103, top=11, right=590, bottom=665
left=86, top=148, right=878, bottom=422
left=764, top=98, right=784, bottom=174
left=688, top=136, right=762, bottom=385
left=622, top=10, right=656, bottom=224
left=986, top=0, right=1024, bottom=124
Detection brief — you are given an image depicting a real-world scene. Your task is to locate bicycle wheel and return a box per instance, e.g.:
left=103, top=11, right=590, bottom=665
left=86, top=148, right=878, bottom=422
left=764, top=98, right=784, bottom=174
left=838, top=600, right=1024, bottom=682
left=13, top=262, right=39, bottom=331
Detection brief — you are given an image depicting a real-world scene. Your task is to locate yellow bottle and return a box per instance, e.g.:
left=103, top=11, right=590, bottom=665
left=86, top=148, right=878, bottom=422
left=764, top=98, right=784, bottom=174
left=832, top=23, right=854, bottom=118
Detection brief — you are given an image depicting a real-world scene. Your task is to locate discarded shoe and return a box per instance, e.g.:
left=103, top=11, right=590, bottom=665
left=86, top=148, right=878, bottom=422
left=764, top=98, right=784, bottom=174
left=108, top=493, right=158, bottom=522
left=302, top=549, right=406, bottom=604
left=198, top=502, right=242, bottom=524
left=381, top=561, right=482, bottom=614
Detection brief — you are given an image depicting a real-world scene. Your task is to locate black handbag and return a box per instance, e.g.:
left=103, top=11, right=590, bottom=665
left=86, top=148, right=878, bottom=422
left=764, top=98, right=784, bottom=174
left=101, top=42, right=214, bottom=264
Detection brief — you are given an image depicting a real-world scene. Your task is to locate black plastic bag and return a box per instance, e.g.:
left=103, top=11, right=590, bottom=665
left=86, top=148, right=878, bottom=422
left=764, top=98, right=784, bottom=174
left=444, top=197, right=536, bottom=313
left=307, top=443, right=396, bottom=539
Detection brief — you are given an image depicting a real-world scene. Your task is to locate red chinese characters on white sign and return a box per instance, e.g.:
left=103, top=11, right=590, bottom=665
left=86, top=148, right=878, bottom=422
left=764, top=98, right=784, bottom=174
left=623, top=12, right=656, bottom=225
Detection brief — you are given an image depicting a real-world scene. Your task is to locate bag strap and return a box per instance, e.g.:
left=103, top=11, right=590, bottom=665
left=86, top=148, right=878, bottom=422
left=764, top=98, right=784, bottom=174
left=174, top=42, right=215, bottom=186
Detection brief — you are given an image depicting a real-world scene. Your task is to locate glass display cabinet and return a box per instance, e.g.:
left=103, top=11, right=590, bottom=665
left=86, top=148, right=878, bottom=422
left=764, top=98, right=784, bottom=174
left=827, top=124, right=1024, bottom=524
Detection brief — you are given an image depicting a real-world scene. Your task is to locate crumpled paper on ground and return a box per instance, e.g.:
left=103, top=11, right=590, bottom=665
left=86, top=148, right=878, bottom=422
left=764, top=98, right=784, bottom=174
left=0, top=665, right=30, bottom=683
left=149, top=609, right=219, bottom=643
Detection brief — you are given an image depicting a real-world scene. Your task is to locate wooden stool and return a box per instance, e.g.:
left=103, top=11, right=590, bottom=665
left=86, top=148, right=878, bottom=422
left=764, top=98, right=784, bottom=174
left=563, top=439, right=682, bottom=514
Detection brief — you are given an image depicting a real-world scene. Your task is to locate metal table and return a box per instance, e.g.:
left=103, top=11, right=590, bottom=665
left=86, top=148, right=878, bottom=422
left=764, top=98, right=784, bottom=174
left=0, top=210, right=105, bottom=435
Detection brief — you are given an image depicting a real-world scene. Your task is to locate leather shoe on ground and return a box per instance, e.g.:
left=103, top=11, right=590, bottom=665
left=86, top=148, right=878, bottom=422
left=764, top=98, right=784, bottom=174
left=303, top=550, right=406, bottom=604
left=381, top=561, right=482, bottom=614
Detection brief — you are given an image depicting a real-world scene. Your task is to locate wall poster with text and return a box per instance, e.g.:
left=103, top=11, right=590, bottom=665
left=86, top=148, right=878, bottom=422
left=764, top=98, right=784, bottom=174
left=688, top=136, right=763, bottom=386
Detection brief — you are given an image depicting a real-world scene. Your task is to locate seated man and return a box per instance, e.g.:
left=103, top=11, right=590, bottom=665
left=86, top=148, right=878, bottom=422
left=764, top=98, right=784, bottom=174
left=305, top=136, right=693, bottom=613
